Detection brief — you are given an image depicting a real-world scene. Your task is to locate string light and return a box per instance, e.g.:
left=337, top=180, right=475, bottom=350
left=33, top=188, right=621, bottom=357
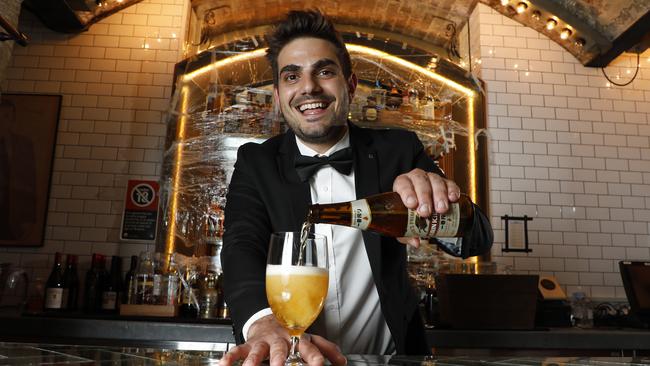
left=560, top=28, right=572, bottom=40
left=546, top=18, right=557, bottom=30
left=531, top=10, right=541, bottom=20
left=516, top=2, right=528, bottom=13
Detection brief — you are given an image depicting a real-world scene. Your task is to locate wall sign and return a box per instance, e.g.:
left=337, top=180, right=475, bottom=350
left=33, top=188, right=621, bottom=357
left=120, top=179, right=159, bottom=242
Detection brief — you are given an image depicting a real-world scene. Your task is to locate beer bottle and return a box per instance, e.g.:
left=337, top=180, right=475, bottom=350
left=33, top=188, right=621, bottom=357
left=44, top=252, right=65, bottom=311
left=306, top=192, right=474, bottom=238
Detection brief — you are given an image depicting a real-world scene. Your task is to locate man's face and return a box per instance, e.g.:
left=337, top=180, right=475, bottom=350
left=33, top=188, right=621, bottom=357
left=274, top=37, right=356, bottom=148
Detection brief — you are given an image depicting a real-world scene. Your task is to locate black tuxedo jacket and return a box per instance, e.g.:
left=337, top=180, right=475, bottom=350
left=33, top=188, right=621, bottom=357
left=222, top=123, right=493, bottom=354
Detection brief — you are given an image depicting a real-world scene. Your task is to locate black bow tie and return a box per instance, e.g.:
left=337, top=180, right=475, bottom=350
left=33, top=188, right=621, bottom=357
left=294, top=147, right=353, bottom=182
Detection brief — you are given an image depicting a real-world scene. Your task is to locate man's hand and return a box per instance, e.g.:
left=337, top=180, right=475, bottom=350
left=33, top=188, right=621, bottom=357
left=219, top=315, right=347, bottom=366
left=393, top=168, right=461, bottom=248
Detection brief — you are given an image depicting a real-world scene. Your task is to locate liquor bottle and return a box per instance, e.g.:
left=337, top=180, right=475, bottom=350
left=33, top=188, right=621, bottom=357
left=306, top=192, right=474, bottom=238
left=123, top=255, right=138, bottom=304
left=178, top=263, right=199, bottom=318
left=44, top=252, right=65, bottom=311
left=84, top=253, right=107, bottom=313
left=362, top=96, right=378, bottom=122
left=134, top=251, right=155, bottom=304
left=62, top=254, right=79, bottom=311
left=101, top=256, right=122, bottom=312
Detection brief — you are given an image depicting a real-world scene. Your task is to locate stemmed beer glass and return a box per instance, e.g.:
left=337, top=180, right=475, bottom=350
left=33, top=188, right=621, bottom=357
left=266, top=232, right=329, bottom=366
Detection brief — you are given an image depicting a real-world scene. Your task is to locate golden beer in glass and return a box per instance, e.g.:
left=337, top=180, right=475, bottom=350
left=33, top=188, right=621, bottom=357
left=266, top=232, right=329, bottom=366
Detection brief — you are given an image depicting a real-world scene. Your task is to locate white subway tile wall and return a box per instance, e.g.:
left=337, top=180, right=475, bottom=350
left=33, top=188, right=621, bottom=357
left=478, top=4, right=650, bottom=299
left=1, top=0, right=187, bottom=285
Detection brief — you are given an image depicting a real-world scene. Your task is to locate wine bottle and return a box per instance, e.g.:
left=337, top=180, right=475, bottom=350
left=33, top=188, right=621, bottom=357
left=306, top=192, right=474, bottom=238
left=101, top=256, right=123, bottom=312
left=62, top=254, right=79, bottom=311
left=84, top=253, right=107, bottom=313
left=123, top=255, right=138, bottom=304
left=44, top=252, right=65, bottom=311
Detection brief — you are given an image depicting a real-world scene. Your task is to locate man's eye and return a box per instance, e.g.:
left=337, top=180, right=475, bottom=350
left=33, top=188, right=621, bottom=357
left=318, top=69, right=335, bottom=77
left=283, top=74, right=298, bottom=82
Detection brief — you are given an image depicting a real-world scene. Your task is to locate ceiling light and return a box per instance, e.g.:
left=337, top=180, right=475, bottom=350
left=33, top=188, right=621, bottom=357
left=560, top=28, right=572, bottom=40
left=516, top=2, right=528, bottom=13
left=532, top=10, right=541, bottom=20
left=546, top=19, right=557, bottom=30
left=500, top=0, right=509, bottom=5
left=574, top=38, right=585, bottom=47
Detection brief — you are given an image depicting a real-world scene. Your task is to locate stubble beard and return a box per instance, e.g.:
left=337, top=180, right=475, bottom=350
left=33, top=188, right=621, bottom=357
left=286, top=93, right=350, bottom=145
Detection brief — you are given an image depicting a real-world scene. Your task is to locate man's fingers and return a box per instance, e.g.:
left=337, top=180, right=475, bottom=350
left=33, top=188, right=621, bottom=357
left=393, top=174, right=418, bottom=209
left=268, top=339, right=289, bottom=366
left=220, top=344, right=250, bottom=366
left=298, top=335, right=325, bottom=366
left=310, top=335, right=347, bottom=366
left=427, top=173, right=450, bottom=214
left=446, top=179, right=461, bottom=202
left=243, top=342, right=270, bottom=366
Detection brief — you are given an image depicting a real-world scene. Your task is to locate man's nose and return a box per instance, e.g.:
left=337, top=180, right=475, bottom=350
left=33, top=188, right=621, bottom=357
left=300, top=74, right=322, bottom=94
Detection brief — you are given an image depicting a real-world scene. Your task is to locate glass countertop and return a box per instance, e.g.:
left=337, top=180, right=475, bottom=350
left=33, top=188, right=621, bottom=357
left=1, top=342, right=650, bottom=366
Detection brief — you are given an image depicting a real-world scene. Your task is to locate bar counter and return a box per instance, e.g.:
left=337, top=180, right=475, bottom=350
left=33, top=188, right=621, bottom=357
left=1, top=312, right=650, bottom=356
left=2, top=342, right=650, bottom=366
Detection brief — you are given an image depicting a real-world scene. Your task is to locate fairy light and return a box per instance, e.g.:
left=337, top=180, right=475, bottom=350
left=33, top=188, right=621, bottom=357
left=531, top=10, right=541, bottom=20
left=166, top=85, right=189, bottom=255
left=546, top=18, right=557, bottom=30
left=560, top=28, right=572, bottom=40
left=516, top=2, right=528, bottom=13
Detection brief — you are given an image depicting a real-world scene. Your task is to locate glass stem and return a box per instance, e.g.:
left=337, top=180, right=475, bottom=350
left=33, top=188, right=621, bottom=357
left=289, top=336, right=299, bottom=357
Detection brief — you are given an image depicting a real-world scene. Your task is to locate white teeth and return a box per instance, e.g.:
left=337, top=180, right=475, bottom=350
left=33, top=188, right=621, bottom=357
left=298, top=102, right=327, bottom=112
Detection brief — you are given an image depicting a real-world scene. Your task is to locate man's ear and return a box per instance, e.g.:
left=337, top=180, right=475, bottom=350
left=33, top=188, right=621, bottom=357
left=347, top=73, right=358, bottom=100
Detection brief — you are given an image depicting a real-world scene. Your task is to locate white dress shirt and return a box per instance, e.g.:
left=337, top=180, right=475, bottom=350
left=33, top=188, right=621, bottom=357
left=242, top=131, right=395, bottom=355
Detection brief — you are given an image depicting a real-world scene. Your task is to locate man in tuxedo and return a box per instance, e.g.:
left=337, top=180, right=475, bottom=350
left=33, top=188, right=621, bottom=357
left=220, top=10, right=493, bottom=366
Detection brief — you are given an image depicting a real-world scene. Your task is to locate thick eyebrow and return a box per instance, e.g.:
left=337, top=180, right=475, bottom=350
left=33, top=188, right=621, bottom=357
left=278, top=58, right=340, bottom=76
left=312, top=58, right=338, bottom=71
left=279, top=64, right=301, bottom=75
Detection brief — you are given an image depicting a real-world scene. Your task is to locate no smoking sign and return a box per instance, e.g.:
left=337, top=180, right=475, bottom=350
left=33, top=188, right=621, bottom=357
left=121, top=180, right=159, bottom=242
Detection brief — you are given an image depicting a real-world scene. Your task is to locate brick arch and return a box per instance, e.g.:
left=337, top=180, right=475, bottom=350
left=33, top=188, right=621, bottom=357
left=192, top=0, right=473, bottom=50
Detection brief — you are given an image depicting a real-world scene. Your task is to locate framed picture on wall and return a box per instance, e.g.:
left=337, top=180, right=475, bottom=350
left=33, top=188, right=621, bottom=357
left=0, top=93, right=61, bottom=247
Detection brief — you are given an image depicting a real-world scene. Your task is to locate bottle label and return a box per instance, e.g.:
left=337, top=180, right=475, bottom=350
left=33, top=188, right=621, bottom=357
left=350, top=199, right=371, bottom=230
left=102, top=291, right=117, bottom=310
left=62, top=289, right=69, bottom=309
left=45, top=288, right=64, bottom=309
left=404, top=202, right=460, bottom=237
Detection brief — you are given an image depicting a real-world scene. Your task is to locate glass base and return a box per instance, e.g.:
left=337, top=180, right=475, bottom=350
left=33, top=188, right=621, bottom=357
left=285, top=352, right=304, bottom=366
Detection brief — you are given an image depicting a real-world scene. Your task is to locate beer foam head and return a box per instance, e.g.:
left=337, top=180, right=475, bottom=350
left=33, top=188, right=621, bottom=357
left=266, top=264, right=328, bottom=276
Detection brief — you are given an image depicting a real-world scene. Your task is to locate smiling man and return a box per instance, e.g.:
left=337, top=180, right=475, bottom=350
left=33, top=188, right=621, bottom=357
left=220, top=10, right=493, bottom=366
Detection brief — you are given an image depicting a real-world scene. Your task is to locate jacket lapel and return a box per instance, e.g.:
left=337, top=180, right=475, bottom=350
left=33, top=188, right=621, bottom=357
left=349, top=124, right=383, bottom=286
left=278, top=130, right=312, bottom=230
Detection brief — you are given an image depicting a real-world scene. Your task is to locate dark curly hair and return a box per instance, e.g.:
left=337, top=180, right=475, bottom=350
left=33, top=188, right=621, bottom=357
left=265, top=10, right=352, bottom=87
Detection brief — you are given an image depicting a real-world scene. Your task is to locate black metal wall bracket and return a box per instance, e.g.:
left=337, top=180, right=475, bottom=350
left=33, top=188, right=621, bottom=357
left=501, top=214, right=533, bottom=253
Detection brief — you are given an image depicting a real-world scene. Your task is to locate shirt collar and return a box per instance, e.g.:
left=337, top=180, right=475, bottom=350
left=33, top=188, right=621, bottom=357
left=295, top=130, right=350, bottom=157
